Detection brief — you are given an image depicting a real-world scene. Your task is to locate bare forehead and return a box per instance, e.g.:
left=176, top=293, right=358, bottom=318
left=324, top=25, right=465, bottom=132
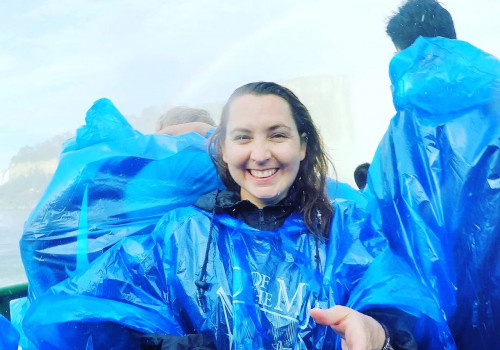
left=226, top=94, right=294, bottom=126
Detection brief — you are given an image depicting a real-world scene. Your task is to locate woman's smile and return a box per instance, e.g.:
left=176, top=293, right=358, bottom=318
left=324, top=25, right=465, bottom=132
left=248, top=168, right=278, bottom=179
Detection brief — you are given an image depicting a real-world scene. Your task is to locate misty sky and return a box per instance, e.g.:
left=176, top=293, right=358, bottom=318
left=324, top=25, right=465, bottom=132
left=1, top=0, right=499, bottom=180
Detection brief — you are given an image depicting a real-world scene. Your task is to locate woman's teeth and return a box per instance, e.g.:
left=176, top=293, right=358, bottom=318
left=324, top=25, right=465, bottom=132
left=250, top=169, right=277, bottom=178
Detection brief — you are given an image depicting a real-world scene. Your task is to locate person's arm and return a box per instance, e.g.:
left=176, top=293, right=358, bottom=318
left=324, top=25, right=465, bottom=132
left=156, top=122, right=214, bottom=137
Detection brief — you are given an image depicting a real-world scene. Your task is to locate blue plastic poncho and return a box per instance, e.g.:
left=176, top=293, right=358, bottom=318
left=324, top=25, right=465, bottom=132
left=366, top=37, right=500, bottom=348
left=22, top=196, right=452, bottom=349
left=0, top=314, right=20, bottom=350
left=326, top=178, right=368, bottom=208
left=20, top=98, right=220, bottom=299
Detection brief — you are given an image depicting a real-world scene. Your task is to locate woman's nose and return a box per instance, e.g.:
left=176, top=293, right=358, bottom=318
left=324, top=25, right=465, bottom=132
left=250, top=141, right=271, bottom=164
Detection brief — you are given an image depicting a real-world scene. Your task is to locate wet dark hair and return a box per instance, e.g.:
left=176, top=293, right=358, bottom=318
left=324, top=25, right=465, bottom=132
left=354, top=162, right=370, bottom=189
left=386, top=0, right=456, bottom=50
left=208, top=81, right=334, bottom=238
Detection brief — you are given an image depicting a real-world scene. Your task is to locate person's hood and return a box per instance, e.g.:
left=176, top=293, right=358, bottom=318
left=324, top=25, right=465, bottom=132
left=389, top=36, right=500, bottom=115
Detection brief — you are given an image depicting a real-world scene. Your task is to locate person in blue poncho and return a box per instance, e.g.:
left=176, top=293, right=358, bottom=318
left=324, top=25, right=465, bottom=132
left=20, top=82, right=454, bottom=349
left=363, top=0, right=500, bottom=348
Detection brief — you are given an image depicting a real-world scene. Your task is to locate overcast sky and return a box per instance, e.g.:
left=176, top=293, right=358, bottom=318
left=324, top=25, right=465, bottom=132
left=1, top=0, right=499, bottom=179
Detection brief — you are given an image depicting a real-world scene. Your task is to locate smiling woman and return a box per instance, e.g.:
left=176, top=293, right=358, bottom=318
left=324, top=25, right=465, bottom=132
left=18, top=82, right=453, bottom=349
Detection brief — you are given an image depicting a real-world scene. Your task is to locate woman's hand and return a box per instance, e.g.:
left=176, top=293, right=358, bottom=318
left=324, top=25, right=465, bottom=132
left=310, top=305, right=386, bottom=350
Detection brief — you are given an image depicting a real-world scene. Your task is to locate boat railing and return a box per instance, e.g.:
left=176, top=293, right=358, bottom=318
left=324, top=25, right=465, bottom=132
left=0, top=282, right=28, bottom=320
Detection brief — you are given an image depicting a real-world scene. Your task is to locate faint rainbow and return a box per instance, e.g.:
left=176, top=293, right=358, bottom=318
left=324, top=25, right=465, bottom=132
left=170, top=5, right=306, bottom=105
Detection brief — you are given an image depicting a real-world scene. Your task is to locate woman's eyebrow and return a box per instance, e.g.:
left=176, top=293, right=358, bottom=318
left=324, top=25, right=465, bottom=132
left=227, top=124, right=291, bottom=134
left=269, top=124, right=292, bottom=131
left=228, top=127, right=251, bottom=134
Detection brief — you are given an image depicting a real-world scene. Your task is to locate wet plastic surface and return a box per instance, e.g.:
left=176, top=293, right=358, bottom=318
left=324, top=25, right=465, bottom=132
left=20, top=99, right=220, bottom=299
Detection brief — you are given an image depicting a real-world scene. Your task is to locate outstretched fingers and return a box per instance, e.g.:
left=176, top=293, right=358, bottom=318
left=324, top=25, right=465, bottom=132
left=310, top=305, right=386, bottom=350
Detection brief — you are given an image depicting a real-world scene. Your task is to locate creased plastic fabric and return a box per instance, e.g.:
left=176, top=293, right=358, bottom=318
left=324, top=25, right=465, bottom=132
left=22, top=199, right=452, bottom=349
left=366, top=36, right=500, bottom=349
left=0, top=314, right=20, bottom=350
left=20, top=98, right=220, bottom=299
left=326, top=178, right=368, bottom=208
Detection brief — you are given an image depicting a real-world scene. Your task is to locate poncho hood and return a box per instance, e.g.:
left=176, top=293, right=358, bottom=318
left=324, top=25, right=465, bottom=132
left=389, top=37, right=500, bottom=115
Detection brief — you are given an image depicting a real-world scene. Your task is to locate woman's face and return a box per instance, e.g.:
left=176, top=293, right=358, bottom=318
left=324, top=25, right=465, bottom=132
left=222, top=93, right=306, bottom=208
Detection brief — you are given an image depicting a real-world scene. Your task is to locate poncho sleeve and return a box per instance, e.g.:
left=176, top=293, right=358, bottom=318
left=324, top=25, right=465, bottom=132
left=323, top=198, right=454, bottom=349
left=20, top=98, right=220, bottom=299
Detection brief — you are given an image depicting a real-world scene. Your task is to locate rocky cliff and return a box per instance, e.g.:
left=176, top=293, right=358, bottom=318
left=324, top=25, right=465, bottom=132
left=0, top=133, right=71, bottom=210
